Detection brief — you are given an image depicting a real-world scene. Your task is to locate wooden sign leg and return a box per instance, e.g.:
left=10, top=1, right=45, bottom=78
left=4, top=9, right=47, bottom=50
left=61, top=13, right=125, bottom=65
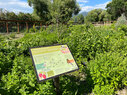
left=53, top=77, right=61, bottom=95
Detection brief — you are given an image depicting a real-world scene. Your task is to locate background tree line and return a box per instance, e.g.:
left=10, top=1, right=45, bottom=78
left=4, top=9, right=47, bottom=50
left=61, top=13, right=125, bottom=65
left=0, top=8, right=39, bottom=21
left=0, top=0, right=127, bottom=24
left=71, top=0, right=127, bottom=24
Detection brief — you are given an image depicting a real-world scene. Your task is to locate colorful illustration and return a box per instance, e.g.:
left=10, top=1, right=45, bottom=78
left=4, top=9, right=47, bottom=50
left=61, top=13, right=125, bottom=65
left=67, top=59, right=74, bottom=65
left=36, top=63, right=46, bottom=70
left=30, top=45, right=78, bottom=81
left=61, top=46, right=70, bottom=54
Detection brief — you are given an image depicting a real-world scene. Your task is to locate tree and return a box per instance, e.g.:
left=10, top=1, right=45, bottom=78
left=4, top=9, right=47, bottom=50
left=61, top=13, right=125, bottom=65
left=99, top=10, right=111, bottom=21
left=0, top=8, right=7, bottom=20
left=77, top=14, right=84, bottom=24
left=106, top=0, right=127, bottom=20
left=27, top=0, right=80, bottom=24
left=85, top=9, right=103, bottom=22
left=70, top=14, right=84, bottom=24
left=18, top=12, right=33, bottom=21
left=28, top=0, right=50, bottom=22
left=6, top=12, right=18, bottom=20
left=32, top=11, right=41, bottom=21
left=115, top=14, right=127, bottom=27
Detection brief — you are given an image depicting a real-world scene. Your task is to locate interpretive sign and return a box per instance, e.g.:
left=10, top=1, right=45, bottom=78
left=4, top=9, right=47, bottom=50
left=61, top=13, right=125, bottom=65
left=29, top=45, right=79, bottom=82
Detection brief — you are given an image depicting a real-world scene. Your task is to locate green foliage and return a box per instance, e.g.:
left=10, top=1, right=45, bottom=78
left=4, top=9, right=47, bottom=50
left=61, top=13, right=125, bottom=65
left=0, top=8, right=37, bottom=21
left=99, top=10, right=111, bottom=21
left=28, top=0, right=80, bottom=24
left=0, top=8, right=42, bottom=33
left=0, top=34, right=5, bottom=41
left=106, top=0, right=127, bottom=20
left=71, top=14, right=85, bottom=24
left=119, top=25, right=127, bottom=34
left=85, top=9, right=102, bottom=22
left=85, top=9, right=111, bottom=22
left=28, top=0, right=50, bottom=21
left=0, top=24, right=127, bottom=95
left=18, top=12, right=33, bottom=21
left=1, top=56, right=55, bottom=95
left=58, top=24, right=127, bottom=94
left=33, top=24, right=36, bottom=32
left=88, top=52, right=127, bottom=94
left=0, top=31, right=58, bottom=95
left=116, top=14, right=127, bottom=27
left=59, top=24, right=126, bottom=61
left=9, top=33, right=16, bottom=39
left=29, top=28, right=35, bottom=33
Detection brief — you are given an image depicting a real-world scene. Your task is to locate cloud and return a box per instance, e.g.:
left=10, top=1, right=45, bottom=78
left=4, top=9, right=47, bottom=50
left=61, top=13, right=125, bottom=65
left=80, top=1, right=110, bottom=13
left=77, top=0, right=88, bottom=7
left=0, top=0, right=110, bottom=14
left=0, top=0, right=33, bottom=13
left=77, top=0, right=88, bottom=3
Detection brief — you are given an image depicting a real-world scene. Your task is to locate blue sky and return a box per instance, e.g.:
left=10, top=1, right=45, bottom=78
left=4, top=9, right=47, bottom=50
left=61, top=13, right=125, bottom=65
left=0, top=0, right=111, bottom=13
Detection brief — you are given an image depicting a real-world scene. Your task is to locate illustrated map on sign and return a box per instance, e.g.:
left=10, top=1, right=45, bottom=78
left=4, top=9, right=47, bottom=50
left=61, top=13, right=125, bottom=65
left=30, top=45, right=78, bottom=82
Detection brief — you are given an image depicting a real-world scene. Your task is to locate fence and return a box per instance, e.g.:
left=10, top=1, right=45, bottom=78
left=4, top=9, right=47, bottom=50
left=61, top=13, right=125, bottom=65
left=92, top=21, right=114, bottom=26
left=0, top=20, right=115, bottom=33
left=0, top=20, right=47, bottom=33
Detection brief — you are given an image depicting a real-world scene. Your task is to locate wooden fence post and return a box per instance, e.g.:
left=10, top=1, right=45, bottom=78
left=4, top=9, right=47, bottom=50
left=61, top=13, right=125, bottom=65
left=46, top=24, right=47, bottom=29
left=40, top=23, right=42, bottom=27
left=6, top=22, right=9, bottom=33
left=26, top=22, right=28, bottom=32
left=17, top=22, right=19, bottom=33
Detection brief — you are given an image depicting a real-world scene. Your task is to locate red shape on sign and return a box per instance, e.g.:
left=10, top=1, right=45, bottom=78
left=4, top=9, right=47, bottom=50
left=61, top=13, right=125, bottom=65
left=42, top=74, right=46, bottom=79
left=39, top=73, right=43, bottom=78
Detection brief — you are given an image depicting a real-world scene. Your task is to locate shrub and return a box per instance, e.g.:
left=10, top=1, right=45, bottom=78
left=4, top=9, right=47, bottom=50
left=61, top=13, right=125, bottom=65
left=87, top=52, right=127, bottom=94
left=115, top=14, right=127, bottom=27
left=29, top=28, right=35, bottom=33
left=0, top=34, right=4, bottom=41
left=0, top=24, right=127, bottom=95
left=9, top=33, right=16, bottom=39
left=118, top=24, right=127, bottom=35
left=1, top=56, right=55, bottom=95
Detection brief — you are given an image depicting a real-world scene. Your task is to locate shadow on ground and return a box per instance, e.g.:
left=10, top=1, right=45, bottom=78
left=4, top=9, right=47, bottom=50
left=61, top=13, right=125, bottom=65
left=60, top=69, right=94, bottom=95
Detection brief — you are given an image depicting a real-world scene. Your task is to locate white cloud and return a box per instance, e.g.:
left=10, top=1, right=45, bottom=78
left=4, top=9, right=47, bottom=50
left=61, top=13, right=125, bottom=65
left=77, top=0, right=88, bottom=3
left=0, top=0, right=33, bottom=13
left=77, top=0, right=88, bottom=8
left=80, top=1, right=110, bottom=13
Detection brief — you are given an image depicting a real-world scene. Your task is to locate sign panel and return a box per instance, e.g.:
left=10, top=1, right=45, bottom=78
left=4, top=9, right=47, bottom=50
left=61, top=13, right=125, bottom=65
left=30, top=45, right=78, bottom=82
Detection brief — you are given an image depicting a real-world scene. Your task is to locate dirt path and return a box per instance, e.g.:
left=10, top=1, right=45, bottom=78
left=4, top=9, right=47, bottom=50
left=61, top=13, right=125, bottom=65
left=117, top=87, right=127, bottom=95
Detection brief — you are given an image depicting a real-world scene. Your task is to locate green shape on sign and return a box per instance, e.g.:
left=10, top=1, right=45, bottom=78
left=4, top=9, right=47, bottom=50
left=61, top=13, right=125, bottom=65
left=36, top=63, right=45, bottom=70
left=47, top=70, right=54, bottom=77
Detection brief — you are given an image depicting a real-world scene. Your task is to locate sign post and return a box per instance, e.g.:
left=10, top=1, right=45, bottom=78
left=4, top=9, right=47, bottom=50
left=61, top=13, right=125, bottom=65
left=29, top=45, right=79, bottom=93
left=53, top=77, right=60, bottom=95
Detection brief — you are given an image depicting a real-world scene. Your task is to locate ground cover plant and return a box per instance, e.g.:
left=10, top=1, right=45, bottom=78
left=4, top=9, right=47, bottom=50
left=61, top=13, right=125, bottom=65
left=0, top=23, right=127, bottom=95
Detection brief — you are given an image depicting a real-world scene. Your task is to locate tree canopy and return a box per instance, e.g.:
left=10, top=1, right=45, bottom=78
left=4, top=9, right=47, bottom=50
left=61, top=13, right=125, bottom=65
left=70, top=14, right=84, bottom=24
left=0, top=8, right=36, bottom=21
left=27, top=0, right=80, bottom=24
left=28, top=0, right=50, bottom=21
left=99, top=10, right=111, bottom=21
left=84, top=9, right=111, bottom=22
left=106, top=0, right=127, bottom=20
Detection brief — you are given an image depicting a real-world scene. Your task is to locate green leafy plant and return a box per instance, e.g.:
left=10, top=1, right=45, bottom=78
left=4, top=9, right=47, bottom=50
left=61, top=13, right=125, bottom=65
left=87, top=52, right=127, bottom=94
left=115, top=14, right=127, bottom=28
left=9, top=33, right=16, bottom=38
left=0, top=24, right=127, bottom=95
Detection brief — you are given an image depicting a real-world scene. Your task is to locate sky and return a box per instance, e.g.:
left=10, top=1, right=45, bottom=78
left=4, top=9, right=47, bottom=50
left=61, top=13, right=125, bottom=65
left=0, top=0, right=112, bottom=13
